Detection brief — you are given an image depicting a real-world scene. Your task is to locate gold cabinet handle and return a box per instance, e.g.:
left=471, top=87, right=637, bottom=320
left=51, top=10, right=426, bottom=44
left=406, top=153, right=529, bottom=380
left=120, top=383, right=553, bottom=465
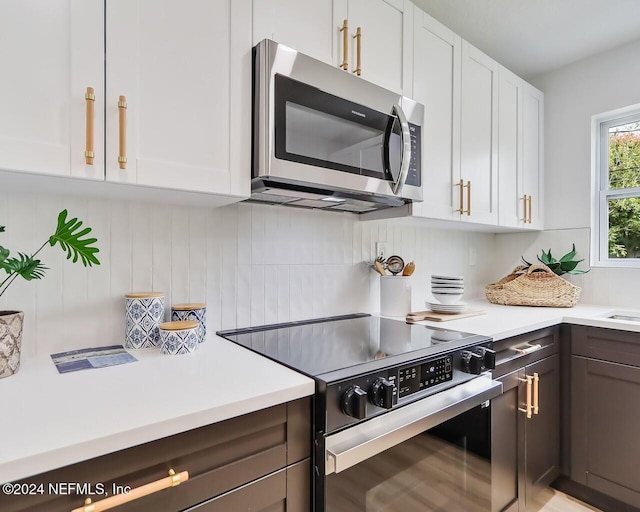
left=84, top=87, right=95, bottom=165
left=352, top=27, right=362, bottom=76
left=513, top=343, right=542, bottom=355
left=71, top=469, right=189, bottom=512
left=464, top=181, right=471, bottom=216
left=518, top=375, right=533, bottom=419
left=455, top=179, right=464, bottom=213
left=339, top=19, right=349, bottom=70
left=533, top=372, right=539, bottom=414
left=521, top=195, right=528, bottom=222
left=118, top=95, right=127, bottom=170
left=528, top=195, right=533, bottom=224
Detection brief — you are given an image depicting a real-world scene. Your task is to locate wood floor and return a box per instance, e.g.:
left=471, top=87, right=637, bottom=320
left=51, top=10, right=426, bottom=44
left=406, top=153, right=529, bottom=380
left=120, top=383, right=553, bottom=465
left=535, top=488, right=601, bottom=512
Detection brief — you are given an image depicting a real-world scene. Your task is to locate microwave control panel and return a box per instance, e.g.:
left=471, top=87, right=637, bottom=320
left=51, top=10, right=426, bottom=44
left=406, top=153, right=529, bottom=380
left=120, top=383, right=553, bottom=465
left=404, top=123, right=422, bottom=187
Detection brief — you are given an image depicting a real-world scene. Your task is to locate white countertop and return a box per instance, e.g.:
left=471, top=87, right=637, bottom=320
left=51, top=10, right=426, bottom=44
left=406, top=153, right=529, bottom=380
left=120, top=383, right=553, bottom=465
left=4, top=301, right=640, bottom=485
left=409, top=300, right=640, bottom=340
left=0, top=335, right=314, bottom=484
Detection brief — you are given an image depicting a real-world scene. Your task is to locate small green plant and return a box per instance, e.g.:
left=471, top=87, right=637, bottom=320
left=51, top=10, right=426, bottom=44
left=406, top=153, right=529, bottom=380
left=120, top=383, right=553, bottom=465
left=0, top=210, right=100, bottom=298
left=521, top=243, right=589, bottom=276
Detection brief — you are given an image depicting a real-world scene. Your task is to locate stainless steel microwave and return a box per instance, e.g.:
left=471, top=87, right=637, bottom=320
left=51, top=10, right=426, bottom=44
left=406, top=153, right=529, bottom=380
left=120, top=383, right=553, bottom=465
left=250, top=39, right=424, bottom=214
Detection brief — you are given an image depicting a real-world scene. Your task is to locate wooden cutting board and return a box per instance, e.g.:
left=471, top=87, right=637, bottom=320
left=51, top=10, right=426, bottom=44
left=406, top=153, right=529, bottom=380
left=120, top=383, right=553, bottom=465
left=406, top=310, right=486, bottom=323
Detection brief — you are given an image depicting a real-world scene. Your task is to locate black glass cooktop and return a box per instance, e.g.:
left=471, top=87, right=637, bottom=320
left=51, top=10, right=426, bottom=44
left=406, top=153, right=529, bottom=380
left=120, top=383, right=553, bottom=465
left=217, top=313, right=482, bottom=378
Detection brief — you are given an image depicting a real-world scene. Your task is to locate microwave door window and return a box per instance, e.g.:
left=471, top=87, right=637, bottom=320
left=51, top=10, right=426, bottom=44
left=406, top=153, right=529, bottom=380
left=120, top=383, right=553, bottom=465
left=285, top=102, right=387, bottom=178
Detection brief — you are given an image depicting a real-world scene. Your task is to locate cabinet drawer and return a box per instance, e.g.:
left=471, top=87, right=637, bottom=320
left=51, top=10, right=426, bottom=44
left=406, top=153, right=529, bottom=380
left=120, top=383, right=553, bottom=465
left=493, top=326, right=559, bottom=378
left=572, top=325, right=640, bottom=367
left=4, top=399, right=310, bottom=512
left=187, top=459, right=310, bottom=512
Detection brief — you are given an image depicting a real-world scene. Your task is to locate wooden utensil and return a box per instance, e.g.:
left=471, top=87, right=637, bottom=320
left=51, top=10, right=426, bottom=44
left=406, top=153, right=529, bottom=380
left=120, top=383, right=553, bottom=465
left=402, top=261, right=415, bottom=276
left=374, top=259, right=387, bottom=276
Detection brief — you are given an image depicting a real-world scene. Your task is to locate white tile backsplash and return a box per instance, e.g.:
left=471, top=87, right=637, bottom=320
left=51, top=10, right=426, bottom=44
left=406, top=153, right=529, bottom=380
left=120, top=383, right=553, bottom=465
left=0, top=192, right=498, bottom=355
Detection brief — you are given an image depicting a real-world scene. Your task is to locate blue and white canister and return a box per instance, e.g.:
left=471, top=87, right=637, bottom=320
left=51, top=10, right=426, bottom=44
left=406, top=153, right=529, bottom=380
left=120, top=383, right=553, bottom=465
left=171, top=303, right=206, bottom=343
left=159, top=321, right=200, bottom=355
left=125, top=292, right=165, bottom=349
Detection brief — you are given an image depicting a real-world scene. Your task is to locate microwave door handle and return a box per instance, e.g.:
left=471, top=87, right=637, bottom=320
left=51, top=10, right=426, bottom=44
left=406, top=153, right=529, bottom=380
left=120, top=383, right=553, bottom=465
left=390, top=104, right=412, bottom=195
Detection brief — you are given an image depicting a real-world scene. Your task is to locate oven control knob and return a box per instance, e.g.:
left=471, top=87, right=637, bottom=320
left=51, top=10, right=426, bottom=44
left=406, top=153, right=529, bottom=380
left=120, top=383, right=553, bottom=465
left=369, top=378, right=394, bottom=409
left=476, top=347, right=496, bottom=370
left=461, top=351, right=483, bottom=375
left=342, top=386, right=368, bottom=419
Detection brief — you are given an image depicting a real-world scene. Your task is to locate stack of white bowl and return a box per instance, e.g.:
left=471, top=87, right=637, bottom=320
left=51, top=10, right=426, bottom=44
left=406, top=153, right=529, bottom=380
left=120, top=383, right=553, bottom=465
left=428, top=275, right=467, bottom=313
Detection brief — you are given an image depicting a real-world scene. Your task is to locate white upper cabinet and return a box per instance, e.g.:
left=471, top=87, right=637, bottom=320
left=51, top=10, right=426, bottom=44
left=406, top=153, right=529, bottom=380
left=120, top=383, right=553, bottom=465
left=459, top=41, right=499, bottom=225
left=497, top=67, right=544, bottom=230
left=0, top=0, right=104, bottom=180
left=498, top=66, right=524, bottom=228
left=105, top=0, right=250, bottom=197
left=334, top=0, right=412, bottom=94
left=252, top=0, right=334, bottom=65
left=410, top=10, right=461, bottom=221
left=522, top=83, right=544, bottom=229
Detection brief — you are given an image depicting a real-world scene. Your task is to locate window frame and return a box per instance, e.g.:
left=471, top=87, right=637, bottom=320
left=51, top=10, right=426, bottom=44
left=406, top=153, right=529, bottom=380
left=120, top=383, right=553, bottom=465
left=592, top=104, right=640, bottom=268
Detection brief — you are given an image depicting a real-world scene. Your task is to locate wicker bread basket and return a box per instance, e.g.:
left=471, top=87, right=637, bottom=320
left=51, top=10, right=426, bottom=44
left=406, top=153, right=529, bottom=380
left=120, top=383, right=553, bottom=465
left=485, top=264, right=581, bottom=308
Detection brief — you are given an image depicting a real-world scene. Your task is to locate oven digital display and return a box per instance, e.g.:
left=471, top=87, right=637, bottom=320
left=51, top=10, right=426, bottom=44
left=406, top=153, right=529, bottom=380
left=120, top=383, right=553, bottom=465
left=397, top=356, right=453, bottom=398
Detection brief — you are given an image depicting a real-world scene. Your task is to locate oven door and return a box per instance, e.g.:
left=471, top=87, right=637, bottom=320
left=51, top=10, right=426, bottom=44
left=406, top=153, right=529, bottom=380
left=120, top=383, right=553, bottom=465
left=323, top=376, right=502, bottom=512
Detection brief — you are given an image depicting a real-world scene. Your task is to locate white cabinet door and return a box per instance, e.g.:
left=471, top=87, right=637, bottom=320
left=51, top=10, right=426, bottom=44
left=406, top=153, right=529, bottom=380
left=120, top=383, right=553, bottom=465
left=497, top=66, right=523, bottom=228
left=522, top=83, right=544, bottom=230
left=106, top=0, right=250, bottom=197
left=410, top=10, right=461, bottom=221
left=252, top=0, right=334, bottom=65
left=460, top=41, right=498, bottom=225
left=335, top=0, right=412, bottom=94
left=0, top=0, right=104, bottom=179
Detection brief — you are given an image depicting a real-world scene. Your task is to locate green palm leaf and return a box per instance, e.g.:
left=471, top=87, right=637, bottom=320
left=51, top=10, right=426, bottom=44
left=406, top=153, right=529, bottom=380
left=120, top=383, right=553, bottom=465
left=48, top=210, right=101, bottom=267
left=0, top=246, right=9, bottom=272
left=0, top=226, right=5, bottom=232
left=4, top=253, right=48, bottom=280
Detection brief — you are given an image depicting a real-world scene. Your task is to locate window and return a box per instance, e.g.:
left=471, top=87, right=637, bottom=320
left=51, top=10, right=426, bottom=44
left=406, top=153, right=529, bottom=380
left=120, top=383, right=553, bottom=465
left=593, top=105, right=640, bottom=267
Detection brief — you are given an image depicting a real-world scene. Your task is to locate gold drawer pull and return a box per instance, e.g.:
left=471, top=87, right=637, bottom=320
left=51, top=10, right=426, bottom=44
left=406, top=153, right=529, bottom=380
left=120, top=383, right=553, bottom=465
left=118, top=95, right=127, bottom=170
left=513, top=343, right=542, bottom=355
left=533, top=372, right=539, bottom=414
left=528, top=195, right=533, bottom=224
left=352, top=27, right=362, bottom=76
left=340, top=19, right=348, bottom=70
left=518, top=375, right=533, bottom=419
left=71, top=469, right=189, bottom=512
left=85, top=87, right=95, bottom=165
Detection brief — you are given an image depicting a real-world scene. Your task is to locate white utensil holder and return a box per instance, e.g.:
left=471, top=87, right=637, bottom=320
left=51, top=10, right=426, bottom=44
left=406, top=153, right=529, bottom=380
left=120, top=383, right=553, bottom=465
left=380, top=276, right=411, bottom=317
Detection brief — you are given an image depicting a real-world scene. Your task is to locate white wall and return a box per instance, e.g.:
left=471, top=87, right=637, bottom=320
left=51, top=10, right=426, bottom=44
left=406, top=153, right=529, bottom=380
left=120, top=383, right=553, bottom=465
left=0, top=192, right=494, bottom=356
left=491, top=38, right=640, bottom=307
left=531, top=38, right=640, bottom=230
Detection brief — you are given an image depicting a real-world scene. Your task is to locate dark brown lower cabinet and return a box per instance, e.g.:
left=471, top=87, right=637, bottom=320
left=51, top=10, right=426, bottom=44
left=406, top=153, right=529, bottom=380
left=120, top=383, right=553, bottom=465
left=492, top=327, right=560, bottom=512
left=571, top=326, right=640, bottom=508
left=3, top=398, right=311, bottom=512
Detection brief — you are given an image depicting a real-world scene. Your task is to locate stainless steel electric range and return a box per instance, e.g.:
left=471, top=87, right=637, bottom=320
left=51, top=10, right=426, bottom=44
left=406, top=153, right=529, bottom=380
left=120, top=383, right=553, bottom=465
left=218, top=313, right=503, bottom=512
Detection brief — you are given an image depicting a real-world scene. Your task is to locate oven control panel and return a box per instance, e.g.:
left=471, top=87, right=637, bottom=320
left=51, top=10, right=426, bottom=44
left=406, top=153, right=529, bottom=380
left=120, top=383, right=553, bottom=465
left=397, top=355, right=452, bottom=399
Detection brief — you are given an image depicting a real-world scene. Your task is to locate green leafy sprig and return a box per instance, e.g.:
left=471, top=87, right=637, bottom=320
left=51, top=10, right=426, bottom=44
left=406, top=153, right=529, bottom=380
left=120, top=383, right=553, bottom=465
left=520, top=243, right=589, bottom=276
left=0, top=210, right=100, bottom=298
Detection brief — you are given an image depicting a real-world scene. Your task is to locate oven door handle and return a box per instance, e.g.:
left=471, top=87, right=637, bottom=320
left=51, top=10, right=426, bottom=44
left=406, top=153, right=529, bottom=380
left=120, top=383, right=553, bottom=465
left=389, top=103, right=412, bottom=196
left=325, top=375, right=502, bottom=475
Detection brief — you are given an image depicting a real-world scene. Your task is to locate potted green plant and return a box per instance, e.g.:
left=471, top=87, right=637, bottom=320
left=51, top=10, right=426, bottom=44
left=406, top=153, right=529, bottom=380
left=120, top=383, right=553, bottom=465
left=520, top=243, right=589, bottom=276
left=0, top=210, right=100, bottom=378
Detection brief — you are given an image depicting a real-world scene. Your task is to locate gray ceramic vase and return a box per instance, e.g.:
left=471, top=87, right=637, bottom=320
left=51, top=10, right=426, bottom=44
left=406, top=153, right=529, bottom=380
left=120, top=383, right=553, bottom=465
left=0, top=311, right=24, bottom=379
